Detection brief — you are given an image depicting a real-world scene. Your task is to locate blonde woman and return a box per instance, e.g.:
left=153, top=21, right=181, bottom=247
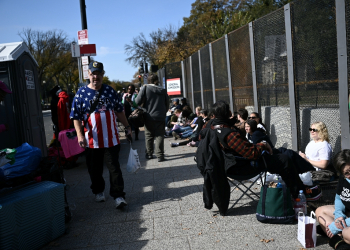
left=299, top=121, right=332, bottom=171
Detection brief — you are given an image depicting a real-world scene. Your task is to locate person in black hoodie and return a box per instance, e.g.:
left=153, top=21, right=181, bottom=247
left=135, top=74, right=169, bottom=162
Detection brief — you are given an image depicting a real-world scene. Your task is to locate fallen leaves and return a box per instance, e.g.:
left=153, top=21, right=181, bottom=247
left=260, top=238, right=274, bottom=243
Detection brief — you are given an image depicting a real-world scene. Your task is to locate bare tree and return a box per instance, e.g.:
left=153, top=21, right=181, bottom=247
left=124, top=25, right=178, bottom=67
left=18, top=28, right=73, bottom=90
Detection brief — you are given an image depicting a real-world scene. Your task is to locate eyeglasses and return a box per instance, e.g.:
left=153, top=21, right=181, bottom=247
left=248, top=117, right=257, bottom=119
left=309, top=128, right=319, bottom=132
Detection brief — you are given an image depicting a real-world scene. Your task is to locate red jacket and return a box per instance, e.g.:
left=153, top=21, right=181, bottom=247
left=57, top=91, right=71, bottom=131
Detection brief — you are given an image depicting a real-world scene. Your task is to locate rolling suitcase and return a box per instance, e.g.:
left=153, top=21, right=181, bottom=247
left=0, top=181, right=65, bottom=250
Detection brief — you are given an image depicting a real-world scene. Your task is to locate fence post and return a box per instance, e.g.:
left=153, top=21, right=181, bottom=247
left=190, top=56, right=195, bottom=110
left=285, top=3, right=299, bottom=151
left=198, top=50, right=204, bottom=108
left=209, top=43, right=216, bottom=103
left=225, top=34, right=234, bottom=112
left=249, top=22, right=259, bottom=112
left=181, top=60, right=186, bottom=98
left=336, top=0, right=350, bottom=149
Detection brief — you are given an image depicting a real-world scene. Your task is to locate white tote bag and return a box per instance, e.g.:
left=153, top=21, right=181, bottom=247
left=126, top=144, right=141, bottom=173
left=298, top=211, right=317, bottom=248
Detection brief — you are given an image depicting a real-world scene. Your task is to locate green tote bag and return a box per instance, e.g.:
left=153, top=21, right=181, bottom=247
left=256, top=185, right=295, bottom=224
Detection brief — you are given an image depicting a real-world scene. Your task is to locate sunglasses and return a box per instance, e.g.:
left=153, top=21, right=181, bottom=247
left=248, top=117, right=257, bottom=119
left=309, top=128, right=318, bottom=132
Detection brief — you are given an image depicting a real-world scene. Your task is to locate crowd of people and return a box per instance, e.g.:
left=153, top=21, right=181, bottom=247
left=69, top=61, right=345, bottom=249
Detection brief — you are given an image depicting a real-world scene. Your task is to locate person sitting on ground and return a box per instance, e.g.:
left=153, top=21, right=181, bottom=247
left=249, top=112, right=267, bottom=133
left=203, top=100, right=308, bottom=199
left=165, top=99, right=182, bottom=127
left=234, top=108, right=248, bottom=134
left=171, top=106, right=201, bottom=140
left=315, top=149, right=350, bottom=249
left=182, top=105, right=197, bottom=122
left=299, top=121, right=332, bottom=171
left=170, top=109, right=209, bottom=147
left=171, top=107, right=196, bottom=140
left=181, top=98, right=189, bottom=109
left=245, top=119, right=323, bottom=200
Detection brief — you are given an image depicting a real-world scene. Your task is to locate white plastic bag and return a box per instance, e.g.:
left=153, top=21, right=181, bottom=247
left=299, top=172, right=313, bottom=186
left=298, top=211, right=317, bottom=248
left=126, top=145, right=141, bottom=173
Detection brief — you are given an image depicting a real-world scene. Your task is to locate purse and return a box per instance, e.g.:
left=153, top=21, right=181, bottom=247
left=128, top=108, right=145, bottom=127
left=256, top=184, right=295, bottom=224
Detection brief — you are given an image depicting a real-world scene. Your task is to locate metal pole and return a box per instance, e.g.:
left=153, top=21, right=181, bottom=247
left=181, top=61, right=187, bottom=98
left=79, top=0, right=89, bottom=84
left=209, top=43, right=216, bottom=103
left=336, top=0, right=350, bottom=149
left=249, top=22, right=259, bottom=112
left=225, top=34, right=234, bottom=112
left=198, top=50, right=204, bottom=108
left=78, top=58, right=83, bottom=83
left=190, top=56, right=195, bottom=110
left=285, top=4, right=299, bottom=151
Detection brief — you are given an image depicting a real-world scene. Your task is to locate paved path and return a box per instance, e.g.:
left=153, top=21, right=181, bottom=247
left=42, top=131, right=332, bottom=250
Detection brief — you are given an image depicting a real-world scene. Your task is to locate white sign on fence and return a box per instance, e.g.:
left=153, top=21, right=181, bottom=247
left=167, top=78, right=181, bottom=95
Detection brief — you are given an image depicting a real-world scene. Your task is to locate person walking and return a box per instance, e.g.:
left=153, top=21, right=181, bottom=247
left=70, top=61, right=131, bottom=209
left=135, top=73, right=169, bottom=162
left=122, top=84, right=139, bottom=140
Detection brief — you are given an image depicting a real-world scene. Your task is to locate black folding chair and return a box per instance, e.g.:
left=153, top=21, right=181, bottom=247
left=227, top=154, right=268, bottom=210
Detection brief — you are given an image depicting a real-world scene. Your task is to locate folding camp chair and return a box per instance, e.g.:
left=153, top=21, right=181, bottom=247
left=227, top=154, right=268, bottom=210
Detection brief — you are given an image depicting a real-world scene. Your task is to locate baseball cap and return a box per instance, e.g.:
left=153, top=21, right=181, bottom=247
left=89, top=61, right=104, bottom=73
left=174, top=98, right=179, bottom=102
left=0, top=81, right=12, bottom=94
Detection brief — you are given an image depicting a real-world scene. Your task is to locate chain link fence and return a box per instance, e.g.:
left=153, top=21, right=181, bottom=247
left=163, top=0, right=347, bottom=153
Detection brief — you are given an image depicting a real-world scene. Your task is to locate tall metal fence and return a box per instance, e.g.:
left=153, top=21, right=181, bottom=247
left=159, top=0, right=350, bottom=154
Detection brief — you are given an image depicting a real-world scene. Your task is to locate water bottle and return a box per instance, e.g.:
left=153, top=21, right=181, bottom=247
left=294, top=198, right=303, bottom=220
left=298, top=190, right=307, bottom=215
left=276, top=182, right=283, bottom=188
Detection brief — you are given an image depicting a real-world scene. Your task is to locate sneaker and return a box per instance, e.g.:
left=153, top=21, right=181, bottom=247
left=158, top=156, right=165, bottom=162
left=95, top=192, right=105, bottom=202
left=115, top=197, right=127, bottom=209
left=305, top=185, right=322, bottom=201
left=146, top=153, right=153, bottom=159
left=170, top=142, right=178, bottom=147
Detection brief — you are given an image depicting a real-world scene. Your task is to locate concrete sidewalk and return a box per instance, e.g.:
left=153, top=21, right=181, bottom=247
left=43, top=131, right=332, bottom=250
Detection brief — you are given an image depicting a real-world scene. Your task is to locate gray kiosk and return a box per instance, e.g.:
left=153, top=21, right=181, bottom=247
left=0, top=42, right=47, bottom=156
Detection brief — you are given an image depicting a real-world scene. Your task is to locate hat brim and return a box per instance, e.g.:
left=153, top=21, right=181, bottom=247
left=89, top=67, right=103, bottom=73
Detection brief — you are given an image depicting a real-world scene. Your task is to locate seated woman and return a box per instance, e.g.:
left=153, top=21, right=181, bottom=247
left=315, top=149, right=350, bottom=249
left=171, top=106, right=200, bottom=139
left=299, top=121, right=332, bottom=171
left=248, top=112, right=267, bottom=133
left=170, top=109, right=209, bottom=147
left=245, top=119, right=323, bottom=201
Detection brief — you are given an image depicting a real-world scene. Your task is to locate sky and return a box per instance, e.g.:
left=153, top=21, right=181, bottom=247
left=0, top=0, right=192, bottom=82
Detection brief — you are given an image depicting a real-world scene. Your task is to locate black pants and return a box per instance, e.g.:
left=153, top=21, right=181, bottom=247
left=276, top=147, right=315, bottom=173
left=85, top=144, right=125, bottom=199
left=259, top=153, right=305, bottom=198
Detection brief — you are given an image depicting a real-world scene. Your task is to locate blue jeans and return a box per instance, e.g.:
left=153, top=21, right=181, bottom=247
left=181, top=130, right=193, bottom=138
left=173, top=126, right=192, bottom=133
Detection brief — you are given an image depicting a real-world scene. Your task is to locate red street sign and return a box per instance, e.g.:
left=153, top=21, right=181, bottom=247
left=78, top=30, right=89, bottom=45
left=79, top=44, right=96, bottom=56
